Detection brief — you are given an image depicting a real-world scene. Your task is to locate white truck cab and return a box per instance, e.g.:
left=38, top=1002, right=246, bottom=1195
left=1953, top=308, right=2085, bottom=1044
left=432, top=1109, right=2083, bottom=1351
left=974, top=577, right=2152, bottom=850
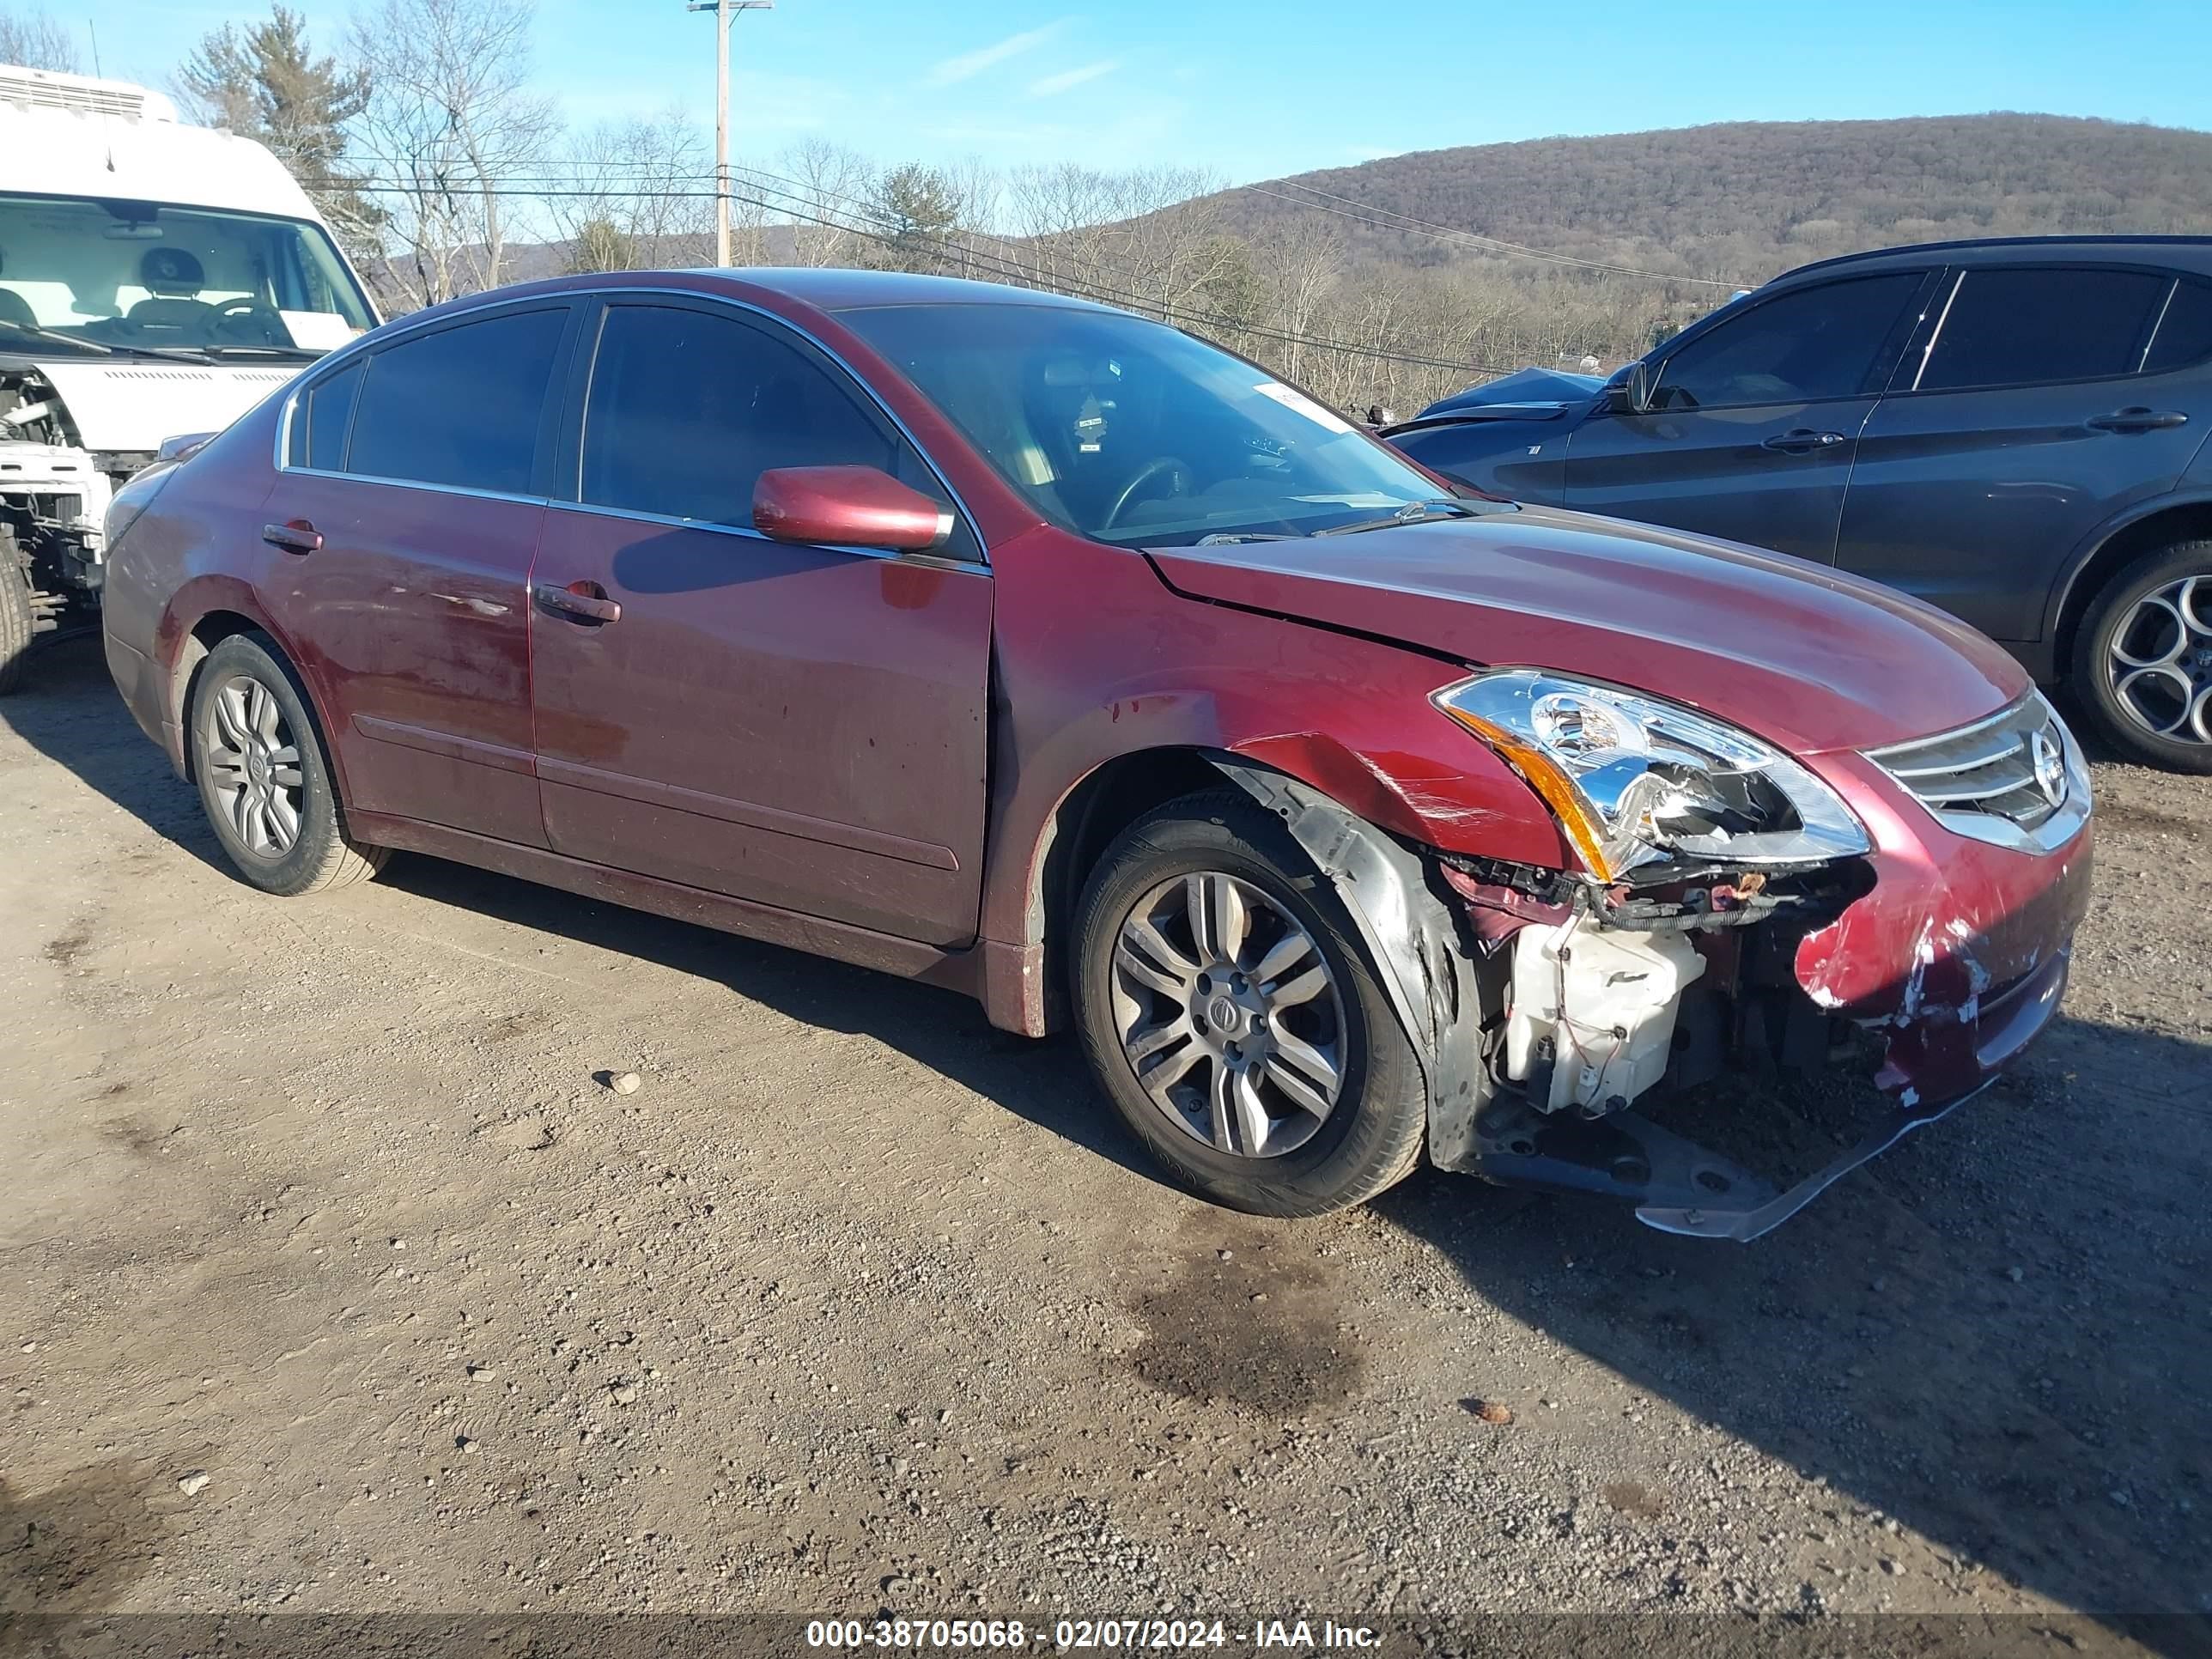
left=0, top=62, right=380, bottom=690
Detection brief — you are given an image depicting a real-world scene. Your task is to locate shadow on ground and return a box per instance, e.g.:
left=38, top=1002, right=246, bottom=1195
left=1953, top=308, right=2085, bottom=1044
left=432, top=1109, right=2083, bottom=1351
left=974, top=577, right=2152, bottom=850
left=9, top=634, right=2209, bottom=1638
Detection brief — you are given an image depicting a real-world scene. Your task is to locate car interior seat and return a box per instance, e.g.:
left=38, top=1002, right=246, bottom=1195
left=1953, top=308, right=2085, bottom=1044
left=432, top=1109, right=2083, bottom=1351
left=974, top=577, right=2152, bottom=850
left=125, top=247, right=217, bottom=340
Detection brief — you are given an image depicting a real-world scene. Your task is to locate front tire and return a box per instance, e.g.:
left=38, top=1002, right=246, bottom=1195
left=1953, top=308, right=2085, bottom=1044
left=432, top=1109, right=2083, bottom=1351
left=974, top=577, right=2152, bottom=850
left=0, top=528, right=33, bottom=696
left=188, top=633, right=387, bottom=895
left=1071, top=789, right=1427, bottom=1218
left=2073, top=540, right=2212, bottom=773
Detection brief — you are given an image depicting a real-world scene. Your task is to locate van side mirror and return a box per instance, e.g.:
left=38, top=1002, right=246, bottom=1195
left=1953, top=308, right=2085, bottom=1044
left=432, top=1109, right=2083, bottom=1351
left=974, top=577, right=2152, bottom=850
left=1603, top=361, right=1654, bottom=416
left=753, top=465, right=952, bottom=553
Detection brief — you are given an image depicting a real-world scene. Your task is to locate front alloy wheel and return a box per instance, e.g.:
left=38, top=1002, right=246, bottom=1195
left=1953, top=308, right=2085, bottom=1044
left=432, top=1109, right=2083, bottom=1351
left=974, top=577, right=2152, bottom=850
left=1111, top=871, right=1346, bottom=1158
left=1073, top=789, right=1428, bottom=1218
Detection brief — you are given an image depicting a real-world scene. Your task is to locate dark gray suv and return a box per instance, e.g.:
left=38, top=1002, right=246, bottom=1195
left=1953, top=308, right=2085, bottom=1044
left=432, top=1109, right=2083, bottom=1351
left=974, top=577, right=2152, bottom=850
left=1389, top=237, right=2212, bottom=771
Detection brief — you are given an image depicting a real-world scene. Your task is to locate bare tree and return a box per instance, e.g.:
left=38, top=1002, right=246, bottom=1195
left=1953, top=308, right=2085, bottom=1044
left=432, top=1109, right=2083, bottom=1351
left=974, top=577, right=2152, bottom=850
left=545, top=110, right=714, bottom=271
left=348, top=0, right=560, bottom=308
left=775, top=138, right=876, bottom=266
left=0, top=7, right=78, bottom=72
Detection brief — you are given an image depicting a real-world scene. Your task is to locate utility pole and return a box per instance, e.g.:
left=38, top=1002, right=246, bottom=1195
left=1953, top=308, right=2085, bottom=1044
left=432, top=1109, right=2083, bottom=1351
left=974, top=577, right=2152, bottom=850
left=686, top=0, right=772, bottom=267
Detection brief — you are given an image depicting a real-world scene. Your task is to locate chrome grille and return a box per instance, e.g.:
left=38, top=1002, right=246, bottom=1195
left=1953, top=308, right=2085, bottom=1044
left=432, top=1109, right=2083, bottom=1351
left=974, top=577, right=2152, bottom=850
left=1866, top=694, right=2089, bottom=854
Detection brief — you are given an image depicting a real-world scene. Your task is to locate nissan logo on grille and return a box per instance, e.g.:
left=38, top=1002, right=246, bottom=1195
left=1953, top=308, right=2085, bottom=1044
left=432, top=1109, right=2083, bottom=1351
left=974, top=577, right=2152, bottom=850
left=2031, top=727, right=2069, bottom=810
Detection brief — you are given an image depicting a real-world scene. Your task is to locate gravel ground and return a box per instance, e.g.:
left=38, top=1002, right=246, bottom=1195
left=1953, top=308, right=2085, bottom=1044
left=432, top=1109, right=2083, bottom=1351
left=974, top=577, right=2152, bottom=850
left=2, top=635, right=2208, bottom=1656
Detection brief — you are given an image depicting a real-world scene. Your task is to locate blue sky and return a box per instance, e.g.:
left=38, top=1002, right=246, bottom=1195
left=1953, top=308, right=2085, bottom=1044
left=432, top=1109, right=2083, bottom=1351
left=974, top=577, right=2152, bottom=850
left=87, top=0, right=2212, bottom=185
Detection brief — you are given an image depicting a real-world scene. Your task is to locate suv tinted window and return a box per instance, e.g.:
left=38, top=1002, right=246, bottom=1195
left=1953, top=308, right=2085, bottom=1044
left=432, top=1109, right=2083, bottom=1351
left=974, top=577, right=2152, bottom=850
left=2144, top=278, right=2212, bottom=374
left=289, top=357, right=362, bottom=470
left=580, top=302, right=966, bottom=549
left=1653, top=273, right=1921, bottom=410
left=346, top=307, right=567, bottom=494
left=1919, top=267, right=2171, bottom=392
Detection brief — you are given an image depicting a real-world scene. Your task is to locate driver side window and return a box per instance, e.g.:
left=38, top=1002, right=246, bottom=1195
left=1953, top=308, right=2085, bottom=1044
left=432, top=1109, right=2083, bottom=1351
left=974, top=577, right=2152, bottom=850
left=1651, top=272, right=1923, bottom=410
left=579, top=302, right=976, bottom=558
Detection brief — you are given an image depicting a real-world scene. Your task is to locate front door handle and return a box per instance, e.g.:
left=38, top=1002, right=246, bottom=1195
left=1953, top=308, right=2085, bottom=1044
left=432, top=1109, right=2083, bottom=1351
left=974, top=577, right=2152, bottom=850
left=262, top=520, right=322, bottom=554
left=533, top=580, right=622, bottom=625
left=2087, top=407, right=2189, bottom=433
left=1761, top=428, right=1846, bottom=453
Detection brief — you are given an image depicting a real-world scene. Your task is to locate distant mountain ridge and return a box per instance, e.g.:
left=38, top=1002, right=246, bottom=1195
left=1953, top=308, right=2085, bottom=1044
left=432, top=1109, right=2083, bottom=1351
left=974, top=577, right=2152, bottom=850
left=1203, top=114, right=2212, bottom=285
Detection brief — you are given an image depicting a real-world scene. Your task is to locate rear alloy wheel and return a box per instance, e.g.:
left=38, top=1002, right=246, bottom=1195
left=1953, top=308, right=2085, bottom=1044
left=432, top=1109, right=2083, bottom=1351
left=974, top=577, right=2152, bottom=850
left=190, top=633, right=388, bottom=895
left=1073, top=789, right=1427, bottom=1217
left=2075, top=541, right=2212, bottom=773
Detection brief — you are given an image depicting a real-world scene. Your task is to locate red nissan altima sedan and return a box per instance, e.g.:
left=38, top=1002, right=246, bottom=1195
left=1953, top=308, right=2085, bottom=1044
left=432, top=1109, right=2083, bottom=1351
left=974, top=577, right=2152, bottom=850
left=99, top=270, right=2093, bottom=1239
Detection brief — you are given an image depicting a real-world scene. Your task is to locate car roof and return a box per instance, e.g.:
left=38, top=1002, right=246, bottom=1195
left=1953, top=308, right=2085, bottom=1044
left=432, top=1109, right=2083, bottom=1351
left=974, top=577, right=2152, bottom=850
left=706, top=267, right=1118, bottom=313
left=1775, top=234, right=2212, bottom=285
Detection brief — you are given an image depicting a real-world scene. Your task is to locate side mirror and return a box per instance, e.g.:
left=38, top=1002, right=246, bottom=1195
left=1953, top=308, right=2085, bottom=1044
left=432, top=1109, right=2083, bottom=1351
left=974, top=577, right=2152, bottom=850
left=1603, top=360, right=1654, bottom=416
left=753, top=465, right=952, bottom=554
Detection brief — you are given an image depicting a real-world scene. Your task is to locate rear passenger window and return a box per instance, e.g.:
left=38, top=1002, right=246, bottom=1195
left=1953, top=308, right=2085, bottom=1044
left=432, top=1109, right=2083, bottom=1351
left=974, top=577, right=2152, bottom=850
left=579, top=302, right=972, bottom=555
left=289, top=358, right=362, bottom=470
left=346, top=307, right=567, bottom=494
left=2144, top=279, right=2212, bottom=374
left=1919, top=268, right=2171, bottom=391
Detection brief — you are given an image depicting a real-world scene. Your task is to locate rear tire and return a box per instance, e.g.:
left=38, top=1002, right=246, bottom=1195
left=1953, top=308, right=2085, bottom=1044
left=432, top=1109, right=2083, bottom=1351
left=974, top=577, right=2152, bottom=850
left=2072, top=540, right=2212, bottom=773
left=1071, top=788, right=1427, bottom=1218
left=188, top=633, right=388, bottom=896
left=0, top=528, right=32, bottom=696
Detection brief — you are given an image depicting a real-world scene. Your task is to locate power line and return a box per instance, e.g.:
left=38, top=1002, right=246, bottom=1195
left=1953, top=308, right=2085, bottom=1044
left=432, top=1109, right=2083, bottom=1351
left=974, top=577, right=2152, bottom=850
left=349, top=174, right=1519, bottom=376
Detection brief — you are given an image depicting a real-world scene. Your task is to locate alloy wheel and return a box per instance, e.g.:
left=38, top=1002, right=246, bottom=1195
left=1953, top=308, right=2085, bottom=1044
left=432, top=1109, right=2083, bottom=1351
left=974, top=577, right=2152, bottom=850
left=2107, top=574, right=2212, bottom=745
left=1109, top=871, right=1347, bottom=1158
left=203, top=673, right=307, bottom=859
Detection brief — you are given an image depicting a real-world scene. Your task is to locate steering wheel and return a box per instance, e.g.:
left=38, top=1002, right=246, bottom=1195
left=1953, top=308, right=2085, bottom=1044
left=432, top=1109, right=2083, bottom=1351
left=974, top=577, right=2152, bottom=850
left=212, top=296, right=288, bottom=348
left=1103, top=457, right=1192, bottom=531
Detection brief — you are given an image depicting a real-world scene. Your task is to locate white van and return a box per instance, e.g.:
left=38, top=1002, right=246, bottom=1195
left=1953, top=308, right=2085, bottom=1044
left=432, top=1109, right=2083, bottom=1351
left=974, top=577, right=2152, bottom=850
left=1, top=63, right=381, bottom=691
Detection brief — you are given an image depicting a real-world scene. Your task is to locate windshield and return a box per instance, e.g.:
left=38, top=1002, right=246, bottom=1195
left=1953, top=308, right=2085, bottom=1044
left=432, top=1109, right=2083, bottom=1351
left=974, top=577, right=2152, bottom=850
left=837, top=301, right=1504, bottom=547
left=0, top=193, right=376, bottom=361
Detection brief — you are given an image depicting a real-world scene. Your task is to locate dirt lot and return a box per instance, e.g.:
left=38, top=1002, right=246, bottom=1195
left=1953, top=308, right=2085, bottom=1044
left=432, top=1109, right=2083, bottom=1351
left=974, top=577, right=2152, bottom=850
left=3, top=634, right=2209, bottom=1655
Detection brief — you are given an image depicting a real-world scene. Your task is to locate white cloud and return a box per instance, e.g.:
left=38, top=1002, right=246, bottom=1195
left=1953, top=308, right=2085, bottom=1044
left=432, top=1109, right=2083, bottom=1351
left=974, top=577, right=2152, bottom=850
left=1026, top=59, right=1120, bottom=99
left=926, top=21, right=1071, bottom=88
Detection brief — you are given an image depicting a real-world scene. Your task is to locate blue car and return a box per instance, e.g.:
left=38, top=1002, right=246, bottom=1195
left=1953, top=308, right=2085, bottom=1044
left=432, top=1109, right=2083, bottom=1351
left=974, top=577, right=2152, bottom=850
left=1388, top=236, right=2212, bottom=771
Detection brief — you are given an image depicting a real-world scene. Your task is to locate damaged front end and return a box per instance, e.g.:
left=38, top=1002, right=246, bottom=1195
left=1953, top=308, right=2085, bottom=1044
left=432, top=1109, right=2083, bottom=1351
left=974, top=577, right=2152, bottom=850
left=1227, top=672, right=2094, bottom=1242
left=1432, top=675, right=2094, bottom=1240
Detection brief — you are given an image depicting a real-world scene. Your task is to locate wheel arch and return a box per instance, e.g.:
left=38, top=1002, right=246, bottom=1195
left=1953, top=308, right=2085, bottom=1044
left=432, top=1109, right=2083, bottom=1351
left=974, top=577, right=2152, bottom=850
left=2048, top=492, right=2212, bottom=677
left=164, top=586, right=347, bottom=799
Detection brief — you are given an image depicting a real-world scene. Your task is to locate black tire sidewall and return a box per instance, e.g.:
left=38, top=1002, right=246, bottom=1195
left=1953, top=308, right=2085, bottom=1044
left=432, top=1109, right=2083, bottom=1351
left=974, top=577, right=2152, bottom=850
left=190, top=635, right=350, bottom=894
left=2074, top=540, right=2212, bottom=773
left=1072, top=791, right=1427, bottom=1217
left=0, top=535, right=32, bottom=696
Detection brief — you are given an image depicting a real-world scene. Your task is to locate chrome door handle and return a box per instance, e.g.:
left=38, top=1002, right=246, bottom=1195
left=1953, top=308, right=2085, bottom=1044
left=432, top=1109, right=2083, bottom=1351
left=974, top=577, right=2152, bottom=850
left=533, top=581, right=622, bottom=625
left=262, top=520, right=322, bottom=553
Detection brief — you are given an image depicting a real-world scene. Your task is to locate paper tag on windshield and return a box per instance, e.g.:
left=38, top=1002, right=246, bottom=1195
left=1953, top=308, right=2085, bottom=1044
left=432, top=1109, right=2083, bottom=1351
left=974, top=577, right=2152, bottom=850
left=1253, top=380, right=1355, bottom=434
left=279, top=311, right=360, bottom=350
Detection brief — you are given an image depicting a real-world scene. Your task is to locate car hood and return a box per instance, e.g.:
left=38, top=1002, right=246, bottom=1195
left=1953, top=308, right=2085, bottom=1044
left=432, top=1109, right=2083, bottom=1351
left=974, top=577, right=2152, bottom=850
left=31, top=360, right=305, bottom=452
left=1146, top=506, right=2031, bottom=755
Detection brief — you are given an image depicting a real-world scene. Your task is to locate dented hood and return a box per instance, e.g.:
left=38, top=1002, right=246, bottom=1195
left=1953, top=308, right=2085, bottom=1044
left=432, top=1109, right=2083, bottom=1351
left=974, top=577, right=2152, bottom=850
left=33, top=360, right=303, bottom=453
left=1146, top=506, right=2031, bottom=755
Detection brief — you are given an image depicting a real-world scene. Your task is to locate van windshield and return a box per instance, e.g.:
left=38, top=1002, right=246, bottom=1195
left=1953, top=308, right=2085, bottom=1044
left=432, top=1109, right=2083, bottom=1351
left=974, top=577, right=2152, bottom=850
left=0, top=193, right=377, bottom=361
left=836, top=301, right=1506, bottom=548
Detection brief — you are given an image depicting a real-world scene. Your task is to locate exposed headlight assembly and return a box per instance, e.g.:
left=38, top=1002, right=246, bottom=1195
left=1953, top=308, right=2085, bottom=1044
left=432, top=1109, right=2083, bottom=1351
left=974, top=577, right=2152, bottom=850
left=1433, top=669, right=1869, bottom=884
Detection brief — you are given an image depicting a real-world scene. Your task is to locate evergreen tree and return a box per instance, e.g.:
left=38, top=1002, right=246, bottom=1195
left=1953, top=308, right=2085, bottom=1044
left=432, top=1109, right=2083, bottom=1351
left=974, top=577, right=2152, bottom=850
left=870, top=163, right=959, bottom=274
left=179, top=7, right=382, bottom=261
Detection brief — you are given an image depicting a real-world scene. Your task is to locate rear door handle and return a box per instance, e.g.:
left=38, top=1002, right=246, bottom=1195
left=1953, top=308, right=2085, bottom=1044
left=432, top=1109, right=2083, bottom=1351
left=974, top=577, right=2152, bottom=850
left=2087, top=407, right=2189, bottom=433
left=1761, top=428, right=1846, bottom=453
left=533, top=581, right=622, bottom=625
left=262, top=520, right=322, bottom=554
